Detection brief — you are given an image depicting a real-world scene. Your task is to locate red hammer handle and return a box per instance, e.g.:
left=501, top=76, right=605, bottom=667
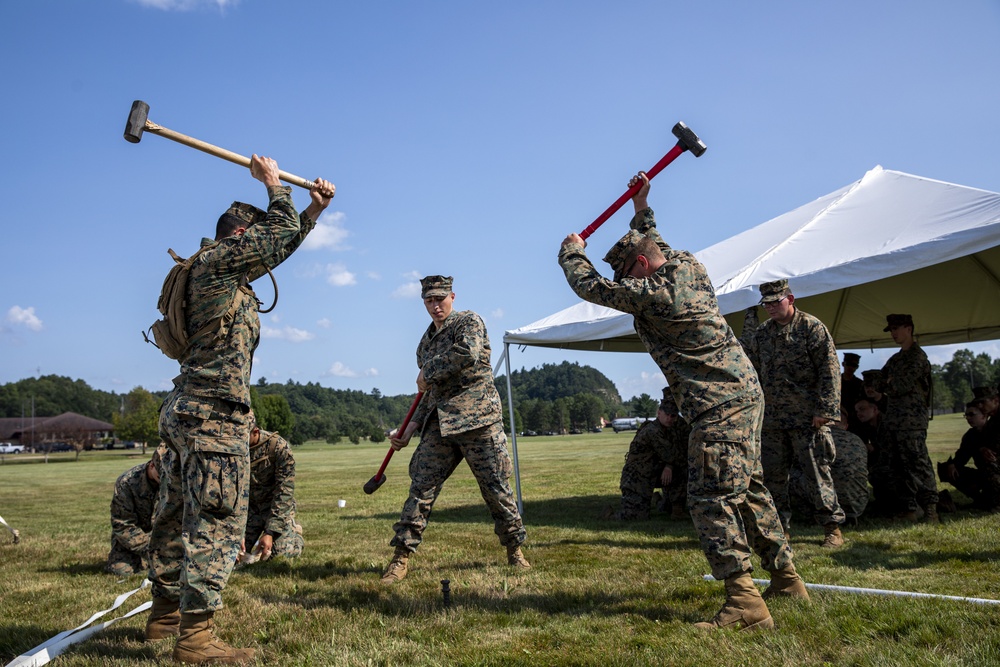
left=579, top=142, right=686, bottom=241
left=373, top=392, right=424, bottom=479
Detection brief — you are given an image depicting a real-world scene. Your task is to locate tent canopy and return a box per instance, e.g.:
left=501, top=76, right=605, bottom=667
left=505, top=166, right=1000, bottom=351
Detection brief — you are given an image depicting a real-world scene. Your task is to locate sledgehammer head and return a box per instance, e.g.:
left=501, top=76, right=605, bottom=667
left=123, top=100, right=150, bottom=143
left=672, top=121, right=707, bottom=157
left=363, top=473, right=387, bottom=495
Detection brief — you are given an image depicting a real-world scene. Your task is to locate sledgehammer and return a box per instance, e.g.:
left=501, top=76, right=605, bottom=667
left=123, top=100, right=334, bottom=197
left=363, top=392, right=424, bottom=494
left=579, top=121, right=706, bottom=240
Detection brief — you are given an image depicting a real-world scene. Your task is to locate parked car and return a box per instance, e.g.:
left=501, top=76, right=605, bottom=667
left=46, top=442, right=74, bottom=452
left=591, top=426, right=603, bottom=433
left=0, top=442, right=25, bottom=454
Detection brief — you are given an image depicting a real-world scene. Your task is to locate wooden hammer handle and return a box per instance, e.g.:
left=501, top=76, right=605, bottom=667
left=144, top=120, right=324, bottom=193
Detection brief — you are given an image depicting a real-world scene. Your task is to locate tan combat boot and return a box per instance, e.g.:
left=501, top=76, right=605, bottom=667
left=694, top=572, right=774, bottom=632
left=507, top=545, right=531, bottom=568
left=821, top=523, right=844, bottom=548
left=172, top=612, right=254, bottom=665
left=762, top=564, right=810, bottom=601
left=380, top=546, right=410, bottom=584
left=923, top=503, right=940, bottom=524
left=144, top=597, right=180, bottom=641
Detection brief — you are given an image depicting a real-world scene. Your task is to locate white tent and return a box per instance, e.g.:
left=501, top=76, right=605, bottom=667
left=499, top=166, right=1000, bottom=509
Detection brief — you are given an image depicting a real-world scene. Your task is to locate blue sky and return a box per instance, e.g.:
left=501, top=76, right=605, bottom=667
left=2, top=0, right=999, bottom=400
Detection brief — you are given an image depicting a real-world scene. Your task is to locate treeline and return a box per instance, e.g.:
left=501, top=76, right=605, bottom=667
left=3, top=348, right=995, bottom=444
left=929, top=349, right=1000, bottom=412
left=495, top=360, right=651, bottom=433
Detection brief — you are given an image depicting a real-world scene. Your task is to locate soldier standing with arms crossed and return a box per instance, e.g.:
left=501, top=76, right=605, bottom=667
left=145, top=155, right=333, bottom=665
left=559, top=172, right=805, bottom=632
left=741, top=280, right=845, bottom=547
left=380, top=275, right=529, bottom=584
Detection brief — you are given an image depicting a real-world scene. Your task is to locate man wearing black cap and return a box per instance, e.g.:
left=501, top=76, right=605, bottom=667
left=875, top=314, right=938, bottom=523
left=605, top=387, right=690, bottom=521
left=558, top=172, right=805, bottom=632
left=841, top=353, right=866, bottom=437
left=381, top=275, right=528, bottom=584
left=741, top=279, right=845, bottom=548
left=146, top=155, right=333, bottom=663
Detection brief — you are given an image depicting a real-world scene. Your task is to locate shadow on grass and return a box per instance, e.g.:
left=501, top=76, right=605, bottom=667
left=38, top=560, right=110, bottom=576
left=354, top=493, right=697, bottom=530
left=255, top=580, right=697, bottom=624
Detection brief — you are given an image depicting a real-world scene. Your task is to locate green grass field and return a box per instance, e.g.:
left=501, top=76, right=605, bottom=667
left=1, top=414, right=998, bottom=666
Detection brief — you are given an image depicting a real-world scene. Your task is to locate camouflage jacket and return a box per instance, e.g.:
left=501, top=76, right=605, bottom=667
left=559, top=208, right=761, bottom=421
left=412, top=309, right=503, bottom=437
left=635, top=417, right=691, bottom=469
left=878, top=344, right=931, bottom=430
left=110, top=462, right=158, bottom=553
left=740, top=307, right=841, bottom=429
left=830, top=427, right=867, bottom=473
left=249, top=429, right=296, bottom=536
left=175, top=186, right=315, bottom=408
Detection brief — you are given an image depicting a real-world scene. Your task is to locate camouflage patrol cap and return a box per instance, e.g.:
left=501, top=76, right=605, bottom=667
left=861, top=369, right=882, bottom=384
left=973, top=386, right=999, bottom=400
left=659, top=387, right=679, bottom=415
left=843, top=352, right=861, bottom=367
left=420, top=275, right=454, bottom=299
left=603, top=230, right=645, bottom=282
left=224, top=201, right=266, bottom=227
left=883, top=313, right=914, bottom=331
left=758, top=279, right=791, bottom=304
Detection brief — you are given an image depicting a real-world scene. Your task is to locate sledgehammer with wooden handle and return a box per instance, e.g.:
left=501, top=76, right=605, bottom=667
left=123, top=100, right=334, bottom=197
left=363, top=392, right=424, bottom=494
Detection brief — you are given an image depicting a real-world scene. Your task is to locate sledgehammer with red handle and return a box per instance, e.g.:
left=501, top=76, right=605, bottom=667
left=579, top=121, right=706, bottom=241
left=363, top=392, right=424, bottom=494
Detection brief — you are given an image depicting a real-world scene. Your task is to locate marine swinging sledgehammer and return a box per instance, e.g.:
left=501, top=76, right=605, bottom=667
left=123, top=100, right=334, bottom=198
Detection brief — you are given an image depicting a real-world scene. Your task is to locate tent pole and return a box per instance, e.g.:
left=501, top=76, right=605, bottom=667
left=503, top=342, right=524, bottom=515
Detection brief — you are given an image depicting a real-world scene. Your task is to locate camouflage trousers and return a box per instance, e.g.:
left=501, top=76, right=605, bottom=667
left=619, top=443, right=686, bottom=520
left=245, top=513, right=304, bottom=559
left=761, top=427, right=845, bottom=528
left=884, top=429, right=938, bottom=513
left=390, top=419, right=525, bottom=552
left=148, top=391, right=251, bottom=614
left=688, top=395, right=793, bottom=581
left=789, top=446, right=870, bottom=520
left=106, top=542, right=147, bottom=577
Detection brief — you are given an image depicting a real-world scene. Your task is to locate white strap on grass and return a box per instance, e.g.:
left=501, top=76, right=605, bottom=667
left=702, top=574, right=1000, bottom=606
left=0, top=513, right=20, bottom=543
left=4, top=579, right=151, bottom=667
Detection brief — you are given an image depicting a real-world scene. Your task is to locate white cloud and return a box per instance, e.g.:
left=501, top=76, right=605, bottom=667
left=618, top=370, right=668, bottom=400
left=316, top=318, right=332, bottom=329
left=302, top=211, right=349, bottom=251
left=6, top=306, right=43, bottom=332
left=326, top=263, right=357, bottom=287
left=367, top=271, right=381, bottom=280
left=133, top=0, right=239, bottom=10
left=326, top=361, right=357, bottom=377
left=325, top=362, right=379, bottom=378
left=392, top=272, right=423, bottom=298
left=491, top=308, right=504, bottom=319
left=260, top=325, right=314, bottom=343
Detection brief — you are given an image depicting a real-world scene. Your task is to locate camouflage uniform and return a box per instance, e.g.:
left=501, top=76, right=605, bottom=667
left=390, top=308, right=525, bottom=553
left=741, top=298, right=845, bottom=530
left=149, top=187, right=314, bottom=614
left=877, top=339, right=938, bottom=514
left=617, top=416, right=690, bottom=519
left=107, top=461, right=158, bottom=576
left=559, top=208, right=793, bottom=580
left=788, top=427, right=869, bottom=520
left=246, top=429, right=303, bottom=558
